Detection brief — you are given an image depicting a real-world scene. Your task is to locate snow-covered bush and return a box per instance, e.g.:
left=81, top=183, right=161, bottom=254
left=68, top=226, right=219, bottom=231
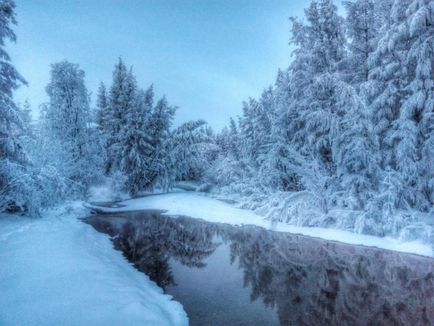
left=0, top=161, right=69, bottom=215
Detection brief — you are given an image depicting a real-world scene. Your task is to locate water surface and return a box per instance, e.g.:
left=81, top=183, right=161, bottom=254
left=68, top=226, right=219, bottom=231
left=86, top=211, right=434, bottom=326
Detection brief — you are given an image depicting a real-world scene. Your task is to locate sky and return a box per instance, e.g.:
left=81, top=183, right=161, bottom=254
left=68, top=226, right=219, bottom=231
left=9, top=0, right=317, bottom=130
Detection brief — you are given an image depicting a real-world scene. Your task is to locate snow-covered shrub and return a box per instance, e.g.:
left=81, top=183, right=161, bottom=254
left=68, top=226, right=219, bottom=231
left=0, top=161, right=69, bottom=215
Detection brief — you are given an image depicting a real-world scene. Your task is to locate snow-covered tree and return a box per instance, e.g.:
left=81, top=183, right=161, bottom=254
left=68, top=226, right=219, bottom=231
left=0, top=1, right=68, bottom=213
left=365, top=0, right=434, bottom=210
left=333, top=83, right=379, bottom=209
left=359, top=166, right=409, bottom=235
left=0, top=0, right=26, bottom=163
left=216, top=117, right=240, bottom=161
left=120, top=86, right=154, bottom=195
left=99, top=59, right=183, bottom=193
left=364, top=0, right=413, bottom=170
left=105, top=58, right=137, bottom=175
left=96, top=82, right=109, bottom=132
left=171, top=120, right=218, bottom=181
left=288, top=0, right=346, bottom=156
left=238, top=99, right=257, bottom=163
left=317, top=0, right=347, bottom=74
left=343, top=0, right=380, bottom=87
left=145, top=96, right=176, bottom=190
left=238, top=88, right=274, bottom=168
left=19, top=99, right=32, bottom=129
left=258, top=69, right=304, bottom=191
left=401, top=0, right=434, bottom=210
left=44, top=61, right=95, bottom=191
left=0, top=0, right=30, bottom=212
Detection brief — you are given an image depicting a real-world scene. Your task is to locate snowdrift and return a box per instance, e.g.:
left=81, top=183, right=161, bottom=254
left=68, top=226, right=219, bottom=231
left=0, top=203, right=187, bottom=326
left=88, top=192, right=433, bottom=257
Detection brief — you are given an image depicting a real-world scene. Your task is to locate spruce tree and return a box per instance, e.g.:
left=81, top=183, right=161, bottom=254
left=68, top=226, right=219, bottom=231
left=0, top=0, right=26, bottom=165
left=396, top=0, right=434, bottom=210
left=0, top=0, right=30, bottom=211
left=120, top=86, right=154, bottom=195
left=96, top=82, right=108, bottom=132
left=343, top=0, right=379, bottom=87
left=44, top=61, right=93, bottom=190
left=171, top=120, right=216, bottom=181
left=146, top=96, right=176, bottom=190
left=105, top=58, right=137, bottom=174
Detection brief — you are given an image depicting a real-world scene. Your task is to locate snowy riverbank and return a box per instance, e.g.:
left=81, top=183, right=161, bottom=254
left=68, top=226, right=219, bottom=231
left=0, top=203, right=187, bottom=326
left=89, top=191, right=433, bottom=257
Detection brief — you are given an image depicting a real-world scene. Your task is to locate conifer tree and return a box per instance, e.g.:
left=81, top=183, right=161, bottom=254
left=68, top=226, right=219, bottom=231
left=145, top=96, right=176, bottom=190
left=120, top=86, right=154, bottom=195
left=171, top=120, right=217, bottom=181
left=44, top=61, right=94, bottom=190
left=0, top=0, right=29, bottom=211
left=96, top=82, right=108, bottom=132
left=0, top=0, right=26, bottom=164
left=343, top=0, right=379, bottom=87
left=105, top=58, right=137, bottom=174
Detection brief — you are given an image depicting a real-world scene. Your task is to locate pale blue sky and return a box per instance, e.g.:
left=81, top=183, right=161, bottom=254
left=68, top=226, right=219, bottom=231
left=9, top=0, right=331, bottom=130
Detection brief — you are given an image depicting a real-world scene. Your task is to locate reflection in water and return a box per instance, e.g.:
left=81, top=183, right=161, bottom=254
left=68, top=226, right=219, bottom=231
left=87, top=211, right=219, bottom=289
left=86, top=211, right=434, bottom=326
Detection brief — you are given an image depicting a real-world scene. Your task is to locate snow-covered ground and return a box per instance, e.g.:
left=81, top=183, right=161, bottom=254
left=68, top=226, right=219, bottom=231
left=89, top=191, right=433, bottom=257
left=2, top=192, right=431, bottom=325
left=0, top=203, right=187, bottom=326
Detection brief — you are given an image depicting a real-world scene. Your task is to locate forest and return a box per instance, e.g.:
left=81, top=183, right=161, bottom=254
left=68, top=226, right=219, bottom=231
left=1, top=0, right=434, bottom=243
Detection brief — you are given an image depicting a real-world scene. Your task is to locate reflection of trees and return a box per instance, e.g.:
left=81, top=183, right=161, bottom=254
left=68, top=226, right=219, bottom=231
left=87, top=212, right=434, bottom=325
left=223, top=227, right=434, bottom=325
left=86, top=212, right=219, bottom=289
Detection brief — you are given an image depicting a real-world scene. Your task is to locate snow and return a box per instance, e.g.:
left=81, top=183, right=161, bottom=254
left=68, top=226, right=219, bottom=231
left=89, top=184, right=119, bottom=202
left=0, top=203, right=187, bottom=326
left=89, top=192, right=433, bottom=257
left=88, top=183, right=129, bottom=202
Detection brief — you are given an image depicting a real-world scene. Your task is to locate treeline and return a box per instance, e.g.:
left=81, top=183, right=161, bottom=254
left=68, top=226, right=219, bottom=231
left=211, top=0, right=434, bottom=236
left=0, top=0, right=216, bottom=213
left=2, top=57, right=217, bottom=214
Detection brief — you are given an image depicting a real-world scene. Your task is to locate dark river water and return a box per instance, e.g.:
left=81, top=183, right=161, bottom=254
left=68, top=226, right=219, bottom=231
left=85, top=210, right=434, bottom=326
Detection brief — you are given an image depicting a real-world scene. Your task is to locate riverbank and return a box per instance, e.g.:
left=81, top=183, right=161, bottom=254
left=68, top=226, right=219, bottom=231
left=88, top=191, right=433, bottom=257
left=0, top=202, right=187, bottom=325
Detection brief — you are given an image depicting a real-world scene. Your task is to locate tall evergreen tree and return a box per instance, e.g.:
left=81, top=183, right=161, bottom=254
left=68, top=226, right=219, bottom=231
left=288, top=0, right=346, bottom=153
left=287, top=0, right=347, bottom=181
left=333, top=83, right=379, bottom=209
left=365, top=0, right=413, bottom=171
left=1, top=1, right=67, bottom=213
left=44, top=61, right=94, bottom=190
left=0, top=0, right=26, bottom=164
left=0, top=0, right=28, bottom=211
left=96, top=82, right=108, bottom=131
left=105, top=58, right=137, bottom=174
left=171, top=119, right=217, bottom=181
left=120, top=86, right=154, bottom=195
left=146, top=96, right=176, bottom=190
left=394, top=0, right=434, bottom=210
left=343, top=0, right=380, bottom=87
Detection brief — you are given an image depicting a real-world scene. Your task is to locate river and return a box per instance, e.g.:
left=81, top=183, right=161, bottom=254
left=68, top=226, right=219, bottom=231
left=85, top=210, right=434, bottom=326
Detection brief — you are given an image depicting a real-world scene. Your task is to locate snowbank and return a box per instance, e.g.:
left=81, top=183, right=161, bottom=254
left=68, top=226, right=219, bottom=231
left=0, top=203, right=187, bottom=326
left=89, top=192, right=433, bottom=257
